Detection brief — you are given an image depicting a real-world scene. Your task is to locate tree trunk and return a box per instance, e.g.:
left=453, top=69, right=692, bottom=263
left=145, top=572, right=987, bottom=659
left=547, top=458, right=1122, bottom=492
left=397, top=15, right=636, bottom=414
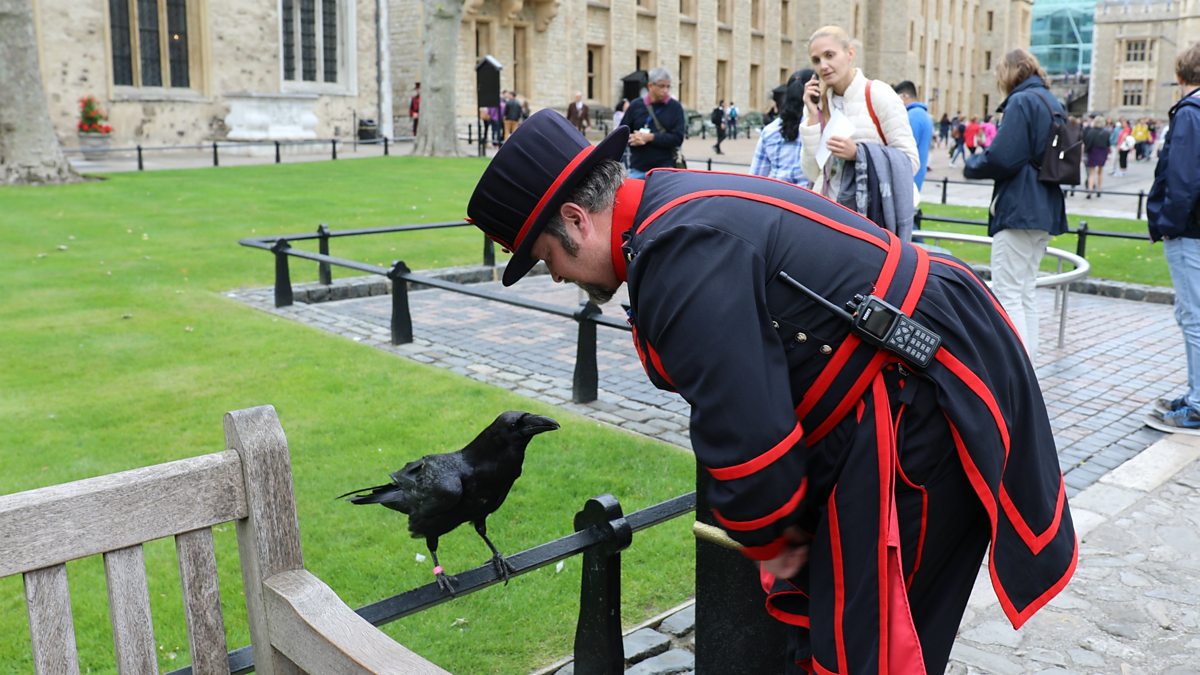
left=0, top=0, right=80, bottom=184
left=412, top=0, right=465, bottom=157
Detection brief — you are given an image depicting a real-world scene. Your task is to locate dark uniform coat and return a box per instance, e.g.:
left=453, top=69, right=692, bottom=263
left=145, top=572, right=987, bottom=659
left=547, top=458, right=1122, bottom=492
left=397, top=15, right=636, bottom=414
left=607, top=169, right=1077, bottom=673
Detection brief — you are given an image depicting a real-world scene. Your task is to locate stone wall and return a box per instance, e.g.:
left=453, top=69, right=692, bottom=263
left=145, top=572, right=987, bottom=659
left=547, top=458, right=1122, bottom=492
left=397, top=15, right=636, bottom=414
left=1092, top=0, right=1200, bottom=119
left=33, top=0, right=380, bottom=148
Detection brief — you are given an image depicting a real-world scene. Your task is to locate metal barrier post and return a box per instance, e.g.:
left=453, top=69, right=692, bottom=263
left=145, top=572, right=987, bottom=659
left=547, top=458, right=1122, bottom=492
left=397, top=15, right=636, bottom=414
left=694, top=468, right=788, bottom=673
left=331, top=139, right=338, bottom=160
left=914, top=209, right=923, bottom=231
left=136, top=145, right=144, bottom=171
left=212, top=142, right=219, bottom=167
left=572, top=494, right=632, bottom=675
left=483, top=236, right=495, bottom=267
left=941, top=176, right=948, bottom=204
left=275, top=141, right=281, bottom=164
left=317, top=224, right=332, bottom=285
left=383, top=137, right=390, bottom=156
left=706, top=158, right=712, bottom=171
left=573, top=301, right=601, bottom=403
left=1076, top=221, right=1088, bottom=259
left=1137, top=190, right=1145, bottom=220
left=467, top=123, right=473, bottom=145
left=388, top=261, right=414, bottom=345
left=271, top=239, right=293, bottom=307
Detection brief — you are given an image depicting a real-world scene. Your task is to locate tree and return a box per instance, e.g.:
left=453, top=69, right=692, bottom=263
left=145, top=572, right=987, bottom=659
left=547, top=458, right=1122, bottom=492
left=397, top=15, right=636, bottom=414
left=412, top=0, right=466, bottom=157
left=0, top=0, right=79, bottom=184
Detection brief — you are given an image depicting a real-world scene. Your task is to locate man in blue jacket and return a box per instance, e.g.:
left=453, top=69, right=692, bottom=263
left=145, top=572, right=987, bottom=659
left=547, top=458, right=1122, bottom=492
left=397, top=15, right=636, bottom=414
left=1146, top=42, right=1200, bottom=434
left=895, top=81, right=932, bottom=190
left=620, top=67, right=686, bottom=178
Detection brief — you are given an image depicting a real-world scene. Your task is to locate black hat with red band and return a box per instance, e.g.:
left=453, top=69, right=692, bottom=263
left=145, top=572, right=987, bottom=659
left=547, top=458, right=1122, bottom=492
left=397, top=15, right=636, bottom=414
left=467, top=108, right=630, bottom=286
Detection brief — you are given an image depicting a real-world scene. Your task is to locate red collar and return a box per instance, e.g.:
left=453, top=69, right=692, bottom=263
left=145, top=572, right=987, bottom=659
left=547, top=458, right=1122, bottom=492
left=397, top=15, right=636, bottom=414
left=610, top=178, right=644, bottom=284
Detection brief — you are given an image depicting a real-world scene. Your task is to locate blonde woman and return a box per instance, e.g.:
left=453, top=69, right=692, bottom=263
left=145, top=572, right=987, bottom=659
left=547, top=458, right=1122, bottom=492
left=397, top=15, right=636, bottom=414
left=800, top=26, right=919, bottom=196
left=964, top=49, right=1068, bottom=361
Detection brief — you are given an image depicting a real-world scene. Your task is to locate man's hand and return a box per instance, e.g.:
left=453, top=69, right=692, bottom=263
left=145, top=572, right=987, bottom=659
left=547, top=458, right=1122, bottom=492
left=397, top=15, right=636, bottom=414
left=826, top=135, right=858, bottom=161
left=629, top=131, right=655, bottom=147
left=760, top=526, right=813, bottom=579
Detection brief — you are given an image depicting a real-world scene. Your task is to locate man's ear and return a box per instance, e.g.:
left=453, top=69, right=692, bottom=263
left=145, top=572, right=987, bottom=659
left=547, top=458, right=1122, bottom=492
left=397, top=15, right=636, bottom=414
left=559, top=201, right=589, bottom=233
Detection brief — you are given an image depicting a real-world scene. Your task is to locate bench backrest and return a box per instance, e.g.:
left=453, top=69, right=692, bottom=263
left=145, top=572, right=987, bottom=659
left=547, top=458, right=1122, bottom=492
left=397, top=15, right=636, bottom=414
left=0, top=405, right=447, bottom=675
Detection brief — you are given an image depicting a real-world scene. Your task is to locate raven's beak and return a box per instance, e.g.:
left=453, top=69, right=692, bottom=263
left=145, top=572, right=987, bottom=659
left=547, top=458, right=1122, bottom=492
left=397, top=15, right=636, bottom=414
left=520, top=414, right=560, bottom=436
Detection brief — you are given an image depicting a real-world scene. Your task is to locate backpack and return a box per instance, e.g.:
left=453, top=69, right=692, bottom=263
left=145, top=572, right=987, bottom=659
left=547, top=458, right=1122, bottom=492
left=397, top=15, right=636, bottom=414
left=1031, top=91, right=1082, bottom=186
left=711, top=107, right=724, bottom=126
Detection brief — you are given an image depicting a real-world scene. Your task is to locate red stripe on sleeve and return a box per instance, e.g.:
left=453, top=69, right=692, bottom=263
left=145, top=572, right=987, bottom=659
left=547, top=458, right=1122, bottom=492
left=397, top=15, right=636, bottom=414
left=707, top=421, right=804, bottom=481
left=713, top=479, right=808, bottom=532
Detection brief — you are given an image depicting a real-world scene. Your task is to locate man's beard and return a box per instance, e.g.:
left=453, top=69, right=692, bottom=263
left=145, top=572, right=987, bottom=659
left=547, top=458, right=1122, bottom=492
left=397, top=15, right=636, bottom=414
left=575, top=281, right=615, bottom=305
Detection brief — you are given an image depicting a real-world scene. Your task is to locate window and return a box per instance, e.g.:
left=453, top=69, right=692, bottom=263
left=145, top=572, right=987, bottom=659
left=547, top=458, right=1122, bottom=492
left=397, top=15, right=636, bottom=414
left=751, top=0, right=762, bottom=31
left=750, top=63, right=761, bottom=109
left=109, top=0, right=195, bottom=88
left=853, top=4, right=860, bottom=36
left=986, top=10, right=994, bottom=31
left=781, top=0, right=791, bottom=36
left=512, top=26, right=528, bottom=99
left=679, top=0, right=695, bottom=17
left=474, top=20, right=493, bottom=60
left=586, top=45, right=606, bottom=100
left=636, top=0, right=654, bottom=10
left=678, top=55, right=693, bottom=107
left=636, top=50, right=652, bottom=73
left=1125, top=40, right=1148, bottom=62
left=717, top=0, right=731, bottom=24
left=716, top=59, right=728, bottom=104
left=1122, top=81, right=1144, bottom=106
left=281, top=0, right=346, bottom=84
left=985, top=50, right=992, bottom=70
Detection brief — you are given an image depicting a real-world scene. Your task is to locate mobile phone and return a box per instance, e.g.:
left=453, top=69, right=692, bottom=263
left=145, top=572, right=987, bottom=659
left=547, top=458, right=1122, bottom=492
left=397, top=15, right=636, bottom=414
left=808, top=75, right=820, bottom=105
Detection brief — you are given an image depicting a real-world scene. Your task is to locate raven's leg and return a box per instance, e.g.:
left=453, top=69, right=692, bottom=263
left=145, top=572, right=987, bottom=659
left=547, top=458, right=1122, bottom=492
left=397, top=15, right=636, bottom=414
left=474, top=520, right=515, bottom=584
left=427, top=537, right=456, bottom=595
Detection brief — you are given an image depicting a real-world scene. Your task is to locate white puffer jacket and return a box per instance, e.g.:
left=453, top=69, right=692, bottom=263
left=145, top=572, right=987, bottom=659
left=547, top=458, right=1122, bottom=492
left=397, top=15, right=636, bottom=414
left=799, top=69, right=919, bottom=194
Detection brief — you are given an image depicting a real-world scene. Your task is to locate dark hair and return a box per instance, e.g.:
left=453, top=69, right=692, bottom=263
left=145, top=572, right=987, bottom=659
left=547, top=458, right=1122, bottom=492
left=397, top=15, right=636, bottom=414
left=893, top=80, right=918, bottom=98
left=780, top=69, right=815, bottom=142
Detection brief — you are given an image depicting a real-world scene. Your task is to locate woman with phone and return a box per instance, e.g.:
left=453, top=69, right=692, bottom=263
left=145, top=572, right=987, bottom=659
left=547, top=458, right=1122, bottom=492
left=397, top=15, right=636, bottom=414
left=798, top=25, right=918, bottom=199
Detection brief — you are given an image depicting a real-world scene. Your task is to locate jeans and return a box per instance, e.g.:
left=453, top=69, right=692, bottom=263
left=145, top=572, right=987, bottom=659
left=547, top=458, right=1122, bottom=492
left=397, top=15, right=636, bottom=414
left=991, top=228, right=1051, bottom=361
left=627, top=167, right=648, bottom=179
left=1164, top=237, right=1200, bottom=409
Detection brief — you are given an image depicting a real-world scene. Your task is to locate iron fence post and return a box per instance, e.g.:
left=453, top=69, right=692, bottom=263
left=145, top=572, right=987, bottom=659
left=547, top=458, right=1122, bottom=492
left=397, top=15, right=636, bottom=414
left=706, top=158, right=712, bottom=171
left=136, top=145, right=144, bottom=171
left=467, top=123, right=473, bottom=145
left=573, top=301, right=601, bottom=403
left=271, top=239, right=293, bottom=307
left=275, top=141, right=281, bottom=164
left=1076, top=221, right=1088, bottom=259
left=331, top=139, right=338, bottom=160
left=212, top=142, right=219, bottom=167
left=317, top=224, right=332, bottom=285
left=388, top=260, right=413, bottom=345
left=914, top=209, right=923, bottom=232
left=572, top=494, right=632, bottom=675
left=1137, top=190, right=1145, bottom=220
left=483, top=235, right=495, bottom=267
left=694, top=468, right=788, bottom=673
left=384, top=136, right=390, bottom=156
left=941, top=176, right=948, bottom=204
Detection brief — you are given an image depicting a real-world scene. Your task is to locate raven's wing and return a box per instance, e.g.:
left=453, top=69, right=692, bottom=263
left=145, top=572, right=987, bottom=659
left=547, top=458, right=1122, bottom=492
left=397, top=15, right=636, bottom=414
left=392, top=454, right=466, bottom=522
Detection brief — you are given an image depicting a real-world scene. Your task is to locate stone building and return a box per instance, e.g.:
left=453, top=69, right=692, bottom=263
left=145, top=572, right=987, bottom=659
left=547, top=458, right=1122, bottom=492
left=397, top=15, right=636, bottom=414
left=1091, top=0, right=1200, bottom=119
left=31, top=0, right=386, bottom=148
left=388, top=0, right=1033, bottom=132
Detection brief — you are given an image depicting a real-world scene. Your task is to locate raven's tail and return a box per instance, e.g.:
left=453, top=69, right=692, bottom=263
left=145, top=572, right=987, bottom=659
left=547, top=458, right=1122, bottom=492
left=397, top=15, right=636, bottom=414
left=336, top=483, right=399, bottom=504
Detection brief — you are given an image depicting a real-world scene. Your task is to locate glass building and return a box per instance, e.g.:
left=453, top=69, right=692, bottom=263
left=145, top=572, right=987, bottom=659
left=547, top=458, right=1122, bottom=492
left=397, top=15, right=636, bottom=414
left=1031, top=0, right=1096, bottom=75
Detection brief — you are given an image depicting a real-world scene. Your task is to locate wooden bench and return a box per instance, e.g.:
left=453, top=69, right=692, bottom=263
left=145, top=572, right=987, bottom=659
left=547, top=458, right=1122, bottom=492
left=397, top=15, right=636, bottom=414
left=0, top=405, right=448, bottom=675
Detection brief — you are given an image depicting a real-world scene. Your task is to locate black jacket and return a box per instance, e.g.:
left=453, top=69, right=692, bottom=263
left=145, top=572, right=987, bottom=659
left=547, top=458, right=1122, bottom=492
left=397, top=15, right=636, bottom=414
left=963, top=75, right=1069, bottom=237
left=620, top=96, right=686, bottom=171
left=1148, top=89, right=1200, bottom=241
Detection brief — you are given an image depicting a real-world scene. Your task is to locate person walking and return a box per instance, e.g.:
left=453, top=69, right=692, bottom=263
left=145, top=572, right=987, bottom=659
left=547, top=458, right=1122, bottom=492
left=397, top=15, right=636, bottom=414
left=964, top=48, right=1069, bottom=361
left=409, top=82, right=421, bottom=136
left=964, top=116, right=981, bottom=156
left=503, top=91, right=524, bottom=140
left=466, top=108, right=1076, bottom=675
left=619, top=67, right=686, bottom=179
left=728, top=101, right=739, bottom=139
left=750, top=70, right=812, bottom=187
left=1115, top=119, right=1134, bottom=176
left=949, top=116, right=966, bottom=166
left=894, top=80, right=933, bottom=189
left=938, top=112, right=951, bottom=148
left=1083, top=116, right=1112, bottom=198
left=566, top=91, right=590, bottom=134
left=711, top=100, right=727, bottom=154
left=1145, top=42, right=1200, bottom=434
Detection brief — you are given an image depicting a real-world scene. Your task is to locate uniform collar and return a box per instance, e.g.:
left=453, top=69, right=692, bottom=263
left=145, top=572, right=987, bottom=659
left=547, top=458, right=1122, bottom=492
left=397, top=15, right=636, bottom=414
left=610, top=178, right=644, bottom=283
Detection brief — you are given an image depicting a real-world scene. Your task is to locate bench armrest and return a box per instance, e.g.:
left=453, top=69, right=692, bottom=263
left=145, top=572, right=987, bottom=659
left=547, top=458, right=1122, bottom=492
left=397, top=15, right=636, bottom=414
left=263, top=569, right=449, bottom=675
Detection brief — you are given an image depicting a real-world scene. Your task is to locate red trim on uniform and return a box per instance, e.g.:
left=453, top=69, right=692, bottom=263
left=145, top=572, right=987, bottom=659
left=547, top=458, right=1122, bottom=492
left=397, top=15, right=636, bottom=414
left=1000, top=478, right=1067, bottom=555
left=741, top=534, right=789, bottom=560
left=807, top=351, right=892, bottom=445
left=812, top=658, right=838, bottom=675
left=893, top=407, right=928, bottom=588
left=635, top=190, right=891, bottom=255
left=1007, top=534, right=1078, bottom=629
left=629, top=323, right=675, bottom=389
left=643, top=336, right=676, bottom=388
left=761, top=570, right=812, bottom=626
left=708, top=421, right=804, bottom=481
left=871, top=376, right=895, bottom=670
left=512, top=145, right=595, bottom=251
left=933, top=348, right=1011, bottom=462
left=610, top=179, right=644, bottom=283
left=827, top=486, right=849, bottom=675
left=713, top=479, right=808, bottom=531
left=900, top=244, right=930, bottom=315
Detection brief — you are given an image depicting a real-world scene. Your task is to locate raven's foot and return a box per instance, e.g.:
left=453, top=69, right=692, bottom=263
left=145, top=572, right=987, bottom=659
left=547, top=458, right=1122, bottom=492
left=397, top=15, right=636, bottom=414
left=491, top=554, right=516, bottom=585
left=433, top=566, right=457, bottom=595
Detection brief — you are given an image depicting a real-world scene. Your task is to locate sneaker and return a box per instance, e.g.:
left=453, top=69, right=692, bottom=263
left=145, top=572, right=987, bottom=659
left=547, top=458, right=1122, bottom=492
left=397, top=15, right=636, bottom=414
left=1155, top=395, right=1189, bottom=414
left=1144, top=406, right=1200, bottom=436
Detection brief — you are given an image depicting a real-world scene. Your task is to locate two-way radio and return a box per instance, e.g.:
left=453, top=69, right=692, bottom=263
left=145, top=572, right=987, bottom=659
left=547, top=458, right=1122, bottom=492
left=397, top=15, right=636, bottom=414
left=775, top=271, right=942, bottom=369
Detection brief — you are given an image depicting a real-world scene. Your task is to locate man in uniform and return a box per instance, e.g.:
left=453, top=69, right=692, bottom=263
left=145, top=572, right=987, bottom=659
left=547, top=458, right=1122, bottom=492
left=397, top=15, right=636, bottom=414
left=467, top=109, right=1076, bottom=674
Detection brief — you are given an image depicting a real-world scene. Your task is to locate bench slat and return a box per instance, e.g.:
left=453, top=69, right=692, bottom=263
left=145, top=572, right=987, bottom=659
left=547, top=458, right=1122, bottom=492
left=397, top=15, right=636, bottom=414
left=25, top=564, right=81, bottom=675
left=0, top=450, right=247, bottom=578
left=176, top=528, right=231, bottom=675
left=105, top=545, right=158, bottom=674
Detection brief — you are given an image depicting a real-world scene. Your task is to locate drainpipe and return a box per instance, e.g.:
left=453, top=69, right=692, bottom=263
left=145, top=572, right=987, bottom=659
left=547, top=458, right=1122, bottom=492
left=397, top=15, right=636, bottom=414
left=377, top=0, right=394, bottom=140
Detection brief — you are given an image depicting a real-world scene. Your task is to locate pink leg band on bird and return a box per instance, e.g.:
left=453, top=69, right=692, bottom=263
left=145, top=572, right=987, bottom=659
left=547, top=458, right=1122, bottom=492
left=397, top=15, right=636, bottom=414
left=433, top=566, right=444, bottom=575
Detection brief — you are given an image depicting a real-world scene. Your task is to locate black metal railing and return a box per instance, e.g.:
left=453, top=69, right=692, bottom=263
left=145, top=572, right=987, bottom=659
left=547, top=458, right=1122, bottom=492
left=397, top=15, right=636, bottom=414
left=914, top=210, right=1150, bottom=259
left=167, top=492, right=699, bottom=675
left=930, top=175, right=1150, bottom=220
left=67, top=136, right=396, bottom=170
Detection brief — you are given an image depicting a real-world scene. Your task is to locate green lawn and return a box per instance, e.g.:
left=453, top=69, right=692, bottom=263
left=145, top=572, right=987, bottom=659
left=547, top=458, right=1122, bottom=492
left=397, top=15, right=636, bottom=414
left=0, top=158, right=695, bottom=674
left=919, top=203, right=1168, bottom=286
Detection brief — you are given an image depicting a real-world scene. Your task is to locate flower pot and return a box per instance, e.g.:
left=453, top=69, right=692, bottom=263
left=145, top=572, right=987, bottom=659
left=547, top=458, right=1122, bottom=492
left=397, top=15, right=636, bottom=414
left=78, top=132, right=112, bottom=161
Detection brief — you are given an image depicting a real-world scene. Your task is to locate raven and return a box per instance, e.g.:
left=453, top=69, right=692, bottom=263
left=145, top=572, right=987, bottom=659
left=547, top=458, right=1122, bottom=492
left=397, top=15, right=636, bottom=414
left=339, top=411, right=559, bottom=594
